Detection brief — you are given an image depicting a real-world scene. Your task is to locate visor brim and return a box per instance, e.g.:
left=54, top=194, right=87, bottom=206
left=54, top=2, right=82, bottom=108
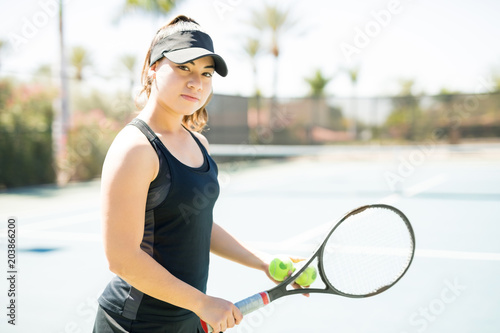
left=164, top=48, right=228, bottom=77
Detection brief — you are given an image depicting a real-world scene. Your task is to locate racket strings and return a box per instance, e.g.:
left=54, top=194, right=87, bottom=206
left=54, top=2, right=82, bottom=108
left=322, top=207, right=414, bottom=296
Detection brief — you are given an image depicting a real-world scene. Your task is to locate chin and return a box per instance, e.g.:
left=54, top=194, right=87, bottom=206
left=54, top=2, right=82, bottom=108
left=187, top=107, right=200, bottom=115
left=178, top=108, right=199, bottom=118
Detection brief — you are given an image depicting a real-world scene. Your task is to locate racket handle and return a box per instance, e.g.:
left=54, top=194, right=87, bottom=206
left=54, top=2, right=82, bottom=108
left=235, top=291, right=270, bottom=316
left=201, top=292, right=270, bottom=333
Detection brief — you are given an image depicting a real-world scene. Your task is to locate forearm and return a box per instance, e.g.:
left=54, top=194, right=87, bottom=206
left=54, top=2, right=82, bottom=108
left=210, top=223, right=269, bottom=271
left=108, top=247, right=206, bottom=314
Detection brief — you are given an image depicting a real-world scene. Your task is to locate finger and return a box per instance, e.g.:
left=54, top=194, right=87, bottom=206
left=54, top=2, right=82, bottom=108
left=233, top=306, right=243, bottom=324
left=226, top=313, right=235, bottom=329
left=292, top=282, right=310, bottom=297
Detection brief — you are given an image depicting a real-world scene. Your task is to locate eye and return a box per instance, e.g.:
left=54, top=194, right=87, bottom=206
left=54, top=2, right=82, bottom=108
left=203, top=72, right=214, bottom=78
left=177, top=65, right=190, bottom=71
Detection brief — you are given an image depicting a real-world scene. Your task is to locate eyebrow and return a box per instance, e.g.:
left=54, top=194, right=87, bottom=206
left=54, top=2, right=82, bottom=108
left=188, top=61, right=215, bottom=69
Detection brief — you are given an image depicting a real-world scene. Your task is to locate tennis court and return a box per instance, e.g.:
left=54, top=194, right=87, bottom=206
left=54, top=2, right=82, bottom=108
left=0, top=143, right=499, bottom=332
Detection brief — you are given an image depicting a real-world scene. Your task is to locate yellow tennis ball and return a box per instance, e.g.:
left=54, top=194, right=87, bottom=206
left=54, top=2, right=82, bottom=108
left=295, top=267, right=317, bottom=286
left=269, top=257, right=295, bottom=281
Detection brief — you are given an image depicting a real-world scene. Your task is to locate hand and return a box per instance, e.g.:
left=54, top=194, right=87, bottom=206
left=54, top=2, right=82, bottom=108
left=196, top=295, right=242, bottom=332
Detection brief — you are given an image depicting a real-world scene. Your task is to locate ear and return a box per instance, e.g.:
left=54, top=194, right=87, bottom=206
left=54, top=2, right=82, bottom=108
left=148, top=62, right=157, bottom=78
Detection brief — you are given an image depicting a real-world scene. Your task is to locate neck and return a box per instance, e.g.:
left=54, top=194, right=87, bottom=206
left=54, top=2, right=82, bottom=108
left=138, top=98, right=185, bottom=134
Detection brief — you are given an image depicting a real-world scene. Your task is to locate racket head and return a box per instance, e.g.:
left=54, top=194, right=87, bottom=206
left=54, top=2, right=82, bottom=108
left=318, top=204, right=415, bottom=298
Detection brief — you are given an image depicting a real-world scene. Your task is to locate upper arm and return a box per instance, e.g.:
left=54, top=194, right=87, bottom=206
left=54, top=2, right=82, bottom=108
left=101, top=127, right=158, bottom=266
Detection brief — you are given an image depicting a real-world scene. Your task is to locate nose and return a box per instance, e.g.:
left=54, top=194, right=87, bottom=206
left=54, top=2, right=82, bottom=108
left=187, top=75, right=202, bottom=91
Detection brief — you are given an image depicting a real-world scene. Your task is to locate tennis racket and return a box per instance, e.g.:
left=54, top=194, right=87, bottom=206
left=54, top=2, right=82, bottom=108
left=201, top=204, right=415, bottom=332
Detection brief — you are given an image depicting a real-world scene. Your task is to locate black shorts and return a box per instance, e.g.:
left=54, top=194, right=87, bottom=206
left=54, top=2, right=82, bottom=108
left=93, top=305, right=205, bottom=333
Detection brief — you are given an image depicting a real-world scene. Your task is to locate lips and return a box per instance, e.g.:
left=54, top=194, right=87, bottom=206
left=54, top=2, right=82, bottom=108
left=181, top=94, right=200, bottom=102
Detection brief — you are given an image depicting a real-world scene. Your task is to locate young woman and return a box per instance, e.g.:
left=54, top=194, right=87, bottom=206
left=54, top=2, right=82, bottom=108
left=93, top=15, right=297, bottom=333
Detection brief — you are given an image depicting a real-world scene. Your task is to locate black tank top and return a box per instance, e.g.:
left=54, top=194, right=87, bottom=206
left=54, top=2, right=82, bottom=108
left=98, top=118, right=220, bottom=323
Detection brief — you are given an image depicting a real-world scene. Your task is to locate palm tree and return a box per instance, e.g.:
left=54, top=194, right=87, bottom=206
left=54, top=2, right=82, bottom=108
left=386, top=78, right=421, bottom=141
left=242, top=37, right=262, bottom=130
left=304, top=69, right=332, bottom=98
left=70, top=46, right=91, bottom=81
left=250, top=3, right=296, bottom=100
left=243, top=37, right=262, bottom=98
left=114, top=0, right=183, bottom=24
left=304, top=69, right=334, bottom=140
left=346, top=66, right=360, bottom=139
left=398, top=78, right=415, bottom=96
left=114, top=0, right=181, bottom=89
left=123, top=0, right=178, bottom=14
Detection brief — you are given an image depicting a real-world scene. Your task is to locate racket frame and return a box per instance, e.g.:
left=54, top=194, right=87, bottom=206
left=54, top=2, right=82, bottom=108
left=267, top=204, right=415, bottom=301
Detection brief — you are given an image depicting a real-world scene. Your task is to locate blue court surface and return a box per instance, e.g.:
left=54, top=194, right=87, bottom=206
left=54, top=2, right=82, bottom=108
left=0, top=143, right=499, bottom=332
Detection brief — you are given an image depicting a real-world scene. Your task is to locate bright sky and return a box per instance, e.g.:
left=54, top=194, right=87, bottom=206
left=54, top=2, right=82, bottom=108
left=1, top=0, right=500, bottom=98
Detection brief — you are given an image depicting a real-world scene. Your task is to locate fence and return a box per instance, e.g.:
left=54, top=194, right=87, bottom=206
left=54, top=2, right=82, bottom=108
left=1, top=78, right=499, bottom=188
left=206, top=92, right=500, bottom=145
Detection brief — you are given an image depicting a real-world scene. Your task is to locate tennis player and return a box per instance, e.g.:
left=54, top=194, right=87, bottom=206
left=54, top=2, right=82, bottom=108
left=93, top=15, right=286, bottom=333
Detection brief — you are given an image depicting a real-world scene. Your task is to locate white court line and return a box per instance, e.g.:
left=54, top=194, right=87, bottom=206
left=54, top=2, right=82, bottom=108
left=403, top=174, right=448, bottom=197
left=247, top=174, right=500, bottom=262
left=274, top=174, right=449, bottom=248
left=416, top=249, right=500, bottom=261
left=7, top=231, right=500, bottom=262
left=0, top=230, right=101, bottom=242
left=21, top=211, right=99, bottom=231
left=280, top=174, right=448, bottom=247
left=0, top=211, right=99, bottom=235
left=380, top=173, right=448, bottom=205
left=278, top=222, right=332, bottom=248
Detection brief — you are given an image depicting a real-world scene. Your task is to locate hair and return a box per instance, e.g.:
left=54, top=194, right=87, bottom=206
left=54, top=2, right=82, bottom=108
left=136, top=15, right=211, bottom=133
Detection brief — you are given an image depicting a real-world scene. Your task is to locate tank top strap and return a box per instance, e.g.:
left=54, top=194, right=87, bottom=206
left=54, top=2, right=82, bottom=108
left=128, top=119, right=210, bottom=172
left=129, top=119, right=207, bottom=156
left=182, top=125, right=210, bottom=157
left=128, top=118, right=157, bottom=143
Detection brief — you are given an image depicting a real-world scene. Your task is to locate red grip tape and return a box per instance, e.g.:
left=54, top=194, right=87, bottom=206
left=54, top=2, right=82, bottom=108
left=260, top=292, right=270, bottom=305
left=200, top=319, right=208, bottom=332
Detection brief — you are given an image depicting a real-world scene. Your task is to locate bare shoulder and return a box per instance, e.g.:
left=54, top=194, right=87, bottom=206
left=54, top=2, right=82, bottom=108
left=102, top=125, right=158, bottom=182
left=191, top=131, right=210, bottom=153
left=106, top=125, right=154, bottom=160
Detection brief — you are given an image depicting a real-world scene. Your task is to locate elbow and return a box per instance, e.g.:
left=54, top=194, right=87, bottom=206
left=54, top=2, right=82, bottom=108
left=102, top=230, right=143, bottom=277
left=106, top=252, right=125, bottom=276
left=107, top=257, right=124, bottom=276
left=104, top=244, right=133, bottom=277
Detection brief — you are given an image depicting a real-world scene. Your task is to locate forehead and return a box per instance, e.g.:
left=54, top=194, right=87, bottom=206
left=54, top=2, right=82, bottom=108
left=188, top=56, right=215, bottom=67
left=160, top=55, right=215, bottom=69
